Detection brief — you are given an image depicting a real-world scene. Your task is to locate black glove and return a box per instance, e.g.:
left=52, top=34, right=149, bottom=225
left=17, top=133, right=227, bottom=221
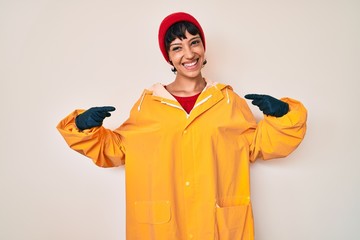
left=245, top=94, right=289, bottom=117
left=75, top=106, right=116, bottom=131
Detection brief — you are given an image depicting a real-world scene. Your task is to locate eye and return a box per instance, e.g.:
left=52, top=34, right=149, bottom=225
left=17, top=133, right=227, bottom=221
left=171, top=46, right=181, bottom=52
left=191, top=40, right=200, bottom=46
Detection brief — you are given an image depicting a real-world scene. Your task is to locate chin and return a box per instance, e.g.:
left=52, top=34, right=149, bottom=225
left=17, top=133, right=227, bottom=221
left=180, top=67, right=202, bottom=78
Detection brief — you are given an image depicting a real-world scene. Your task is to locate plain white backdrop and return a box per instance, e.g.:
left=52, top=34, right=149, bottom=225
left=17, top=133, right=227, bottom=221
left=1, top=0, right=359, bottom=239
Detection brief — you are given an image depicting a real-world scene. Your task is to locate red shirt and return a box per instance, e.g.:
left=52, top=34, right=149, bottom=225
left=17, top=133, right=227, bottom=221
left=172, top=92, right=201, bottom=114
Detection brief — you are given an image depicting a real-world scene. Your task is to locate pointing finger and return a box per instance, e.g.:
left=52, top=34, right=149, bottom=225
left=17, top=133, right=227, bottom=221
left=244, top=94, right=261, bottom=100
left=100, top=106, right=116, bottom=112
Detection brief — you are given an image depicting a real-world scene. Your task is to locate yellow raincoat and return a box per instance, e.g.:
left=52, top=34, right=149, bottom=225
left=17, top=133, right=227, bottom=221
left=57, top=79, right=307, bottom=240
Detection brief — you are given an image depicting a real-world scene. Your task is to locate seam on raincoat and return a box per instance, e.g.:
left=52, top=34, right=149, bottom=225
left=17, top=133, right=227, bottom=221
left=193, top=94, right=212, bottom=109
left=160, top=101, right=184, bottom=110
left=160, top=100, right=189, bottom=118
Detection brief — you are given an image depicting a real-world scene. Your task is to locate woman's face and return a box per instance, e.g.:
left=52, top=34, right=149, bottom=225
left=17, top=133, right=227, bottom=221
left=167, top=31, right=205, bottom=79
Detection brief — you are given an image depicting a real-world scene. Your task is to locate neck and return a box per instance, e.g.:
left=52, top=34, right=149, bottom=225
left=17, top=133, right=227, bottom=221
left=167, top=74, right=206, bottom=97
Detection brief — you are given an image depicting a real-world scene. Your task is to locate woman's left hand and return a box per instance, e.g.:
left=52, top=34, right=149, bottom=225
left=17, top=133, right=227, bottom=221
left=245, top=94, right=289, bottom=117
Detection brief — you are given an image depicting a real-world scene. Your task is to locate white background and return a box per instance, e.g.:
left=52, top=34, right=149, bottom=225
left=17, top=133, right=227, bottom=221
left=1, top=0, right=359, bottom=239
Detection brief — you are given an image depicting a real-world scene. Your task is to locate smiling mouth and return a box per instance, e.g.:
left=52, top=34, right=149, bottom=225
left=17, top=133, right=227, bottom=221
left=183, top=59, right=199, bottom=69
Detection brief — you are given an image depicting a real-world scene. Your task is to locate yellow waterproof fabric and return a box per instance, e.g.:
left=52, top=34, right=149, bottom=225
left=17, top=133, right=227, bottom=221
left=57, top=80, right=307, bottom=240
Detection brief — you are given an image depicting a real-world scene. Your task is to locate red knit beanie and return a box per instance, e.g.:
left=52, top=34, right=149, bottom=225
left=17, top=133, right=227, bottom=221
left=158, top=12, right=206, bottom=63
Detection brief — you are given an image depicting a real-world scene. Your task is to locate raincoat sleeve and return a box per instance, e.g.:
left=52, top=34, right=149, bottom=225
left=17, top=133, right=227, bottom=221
left=56, top=109, right=125, bottom=168
left=246, top=97, right=307, bottom=162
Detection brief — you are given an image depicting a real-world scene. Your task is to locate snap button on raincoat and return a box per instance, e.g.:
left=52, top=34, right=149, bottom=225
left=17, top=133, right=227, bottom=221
left=57, top=79, right=307, bottom=240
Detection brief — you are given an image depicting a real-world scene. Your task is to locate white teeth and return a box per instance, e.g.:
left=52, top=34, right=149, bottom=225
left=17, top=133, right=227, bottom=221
left=183, top=60, right=197, bottom=67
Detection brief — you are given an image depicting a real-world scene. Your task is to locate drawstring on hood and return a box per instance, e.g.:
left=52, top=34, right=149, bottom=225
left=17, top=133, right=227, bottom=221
left=137, top=91, right=146, bottom=111
left=226, top=88, right=230, bottom=104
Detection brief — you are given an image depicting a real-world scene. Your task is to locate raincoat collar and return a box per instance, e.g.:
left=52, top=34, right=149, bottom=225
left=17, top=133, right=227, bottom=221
left=138, top=78, right=231, bottom=122
left=147, top=78, right=229, bottom=100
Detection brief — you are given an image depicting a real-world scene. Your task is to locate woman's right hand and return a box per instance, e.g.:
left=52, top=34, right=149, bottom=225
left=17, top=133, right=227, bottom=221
left=75, top=106, right=116, bottom=131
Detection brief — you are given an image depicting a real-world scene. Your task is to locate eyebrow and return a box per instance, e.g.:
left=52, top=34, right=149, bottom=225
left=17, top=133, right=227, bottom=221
left=170, top=36, right=201, bottom=46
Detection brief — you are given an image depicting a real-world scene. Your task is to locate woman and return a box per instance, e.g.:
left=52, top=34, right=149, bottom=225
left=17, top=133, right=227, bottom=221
left=57, top=12, right=307, bottom=240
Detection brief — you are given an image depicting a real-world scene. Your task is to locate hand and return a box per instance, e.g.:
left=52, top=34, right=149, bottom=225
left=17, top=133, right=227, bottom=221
left=245, top=94, right=289, bottom=117
left=75, top=106, right=116, bottom=130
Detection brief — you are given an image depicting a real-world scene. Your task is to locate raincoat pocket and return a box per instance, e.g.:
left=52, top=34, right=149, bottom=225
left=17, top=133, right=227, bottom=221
left=134, top=201, right=171, bottom=224
left=215, top=203, right=249, bottom=239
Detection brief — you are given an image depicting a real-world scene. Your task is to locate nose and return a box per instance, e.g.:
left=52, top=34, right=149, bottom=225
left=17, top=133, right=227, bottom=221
left=183, top=45, right=195, bottom=59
